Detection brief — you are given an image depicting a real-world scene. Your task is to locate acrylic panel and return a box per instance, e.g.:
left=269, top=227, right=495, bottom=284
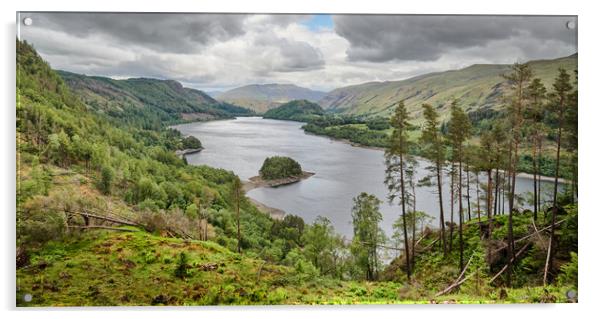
left=16, top=12, right=578, bottom=306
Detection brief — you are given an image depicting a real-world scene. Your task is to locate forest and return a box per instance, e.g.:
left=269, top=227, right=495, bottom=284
left=16, top=39, right=577, bottom=305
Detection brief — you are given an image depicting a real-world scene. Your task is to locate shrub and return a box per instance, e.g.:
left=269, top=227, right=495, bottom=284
left=174, top=252, right=190, bottom=279
left=558, top=252, right=578, bottom=288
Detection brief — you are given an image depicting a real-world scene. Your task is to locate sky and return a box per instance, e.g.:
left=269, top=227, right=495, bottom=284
left=18, top=13, right=577, bottom=92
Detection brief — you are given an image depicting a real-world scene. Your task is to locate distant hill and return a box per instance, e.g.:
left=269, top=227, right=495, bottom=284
left=263, top=99, right=324, bottom=122
left=58, top=71, right=253, bottom=128
left=319, top=54, right=577, bottom=122
left=216, top=84, right=326, bottom=113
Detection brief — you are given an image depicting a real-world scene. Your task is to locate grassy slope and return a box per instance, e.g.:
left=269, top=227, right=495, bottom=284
left=17, top=219, right=575, bottom=306
left=320, top=55, right=577, bottom=122
left=58, top=71, right=252, bottom=125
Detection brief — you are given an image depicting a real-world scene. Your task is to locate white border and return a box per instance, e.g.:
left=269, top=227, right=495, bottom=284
left=2, top=0, right=601, bottom=318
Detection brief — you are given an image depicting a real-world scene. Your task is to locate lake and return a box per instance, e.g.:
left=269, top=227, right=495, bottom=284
left=175, top=117, right=558, bottom=239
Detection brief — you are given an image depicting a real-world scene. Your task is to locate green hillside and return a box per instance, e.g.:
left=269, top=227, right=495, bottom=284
left=58, top=71, right=253, bottom=129
left=16, top=39, right=578, bottom=306
left=319, top=55, right=577, bottom=122
left=263, top=99, right=324, bottom=122
left=216, top=84, right=325, bottom=114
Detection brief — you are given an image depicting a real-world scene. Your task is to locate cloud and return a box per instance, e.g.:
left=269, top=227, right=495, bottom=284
left=334, top=15, right=577, bottom=62
left=25, top=12, right=247, bottom=54
left=18, top=13, right=577, bottom=92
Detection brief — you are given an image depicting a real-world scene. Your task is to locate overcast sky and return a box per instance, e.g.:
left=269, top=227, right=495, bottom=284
left=18, top=13, right=577, bottom=92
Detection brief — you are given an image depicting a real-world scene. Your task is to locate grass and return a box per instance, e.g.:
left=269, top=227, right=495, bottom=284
left=16, top=223, right=576, bottom=306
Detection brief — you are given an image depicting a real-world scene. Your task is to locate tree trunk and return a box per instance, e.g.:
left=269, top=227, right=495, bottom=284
left=399, top=152, right=411, bottom=281
left=545, top=110, right=564, bottom=285
left=532, top=140, right=538, bottom=220
left=458, top=158, right=465, bottom=274
left=449, top=163, right=455, bottom=253
left=476, top=171, right=481, bottom=223
left=436, top=160, right=447, bottom=256
left=494, top=167, right=500, bottom=216
left=236, top=187, right=241, bottom=254
left=466, top=164, right=472, bottom=221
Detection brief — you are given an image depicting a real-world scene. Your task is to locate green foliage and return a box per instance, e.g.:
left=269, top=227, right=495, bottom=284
left=259, top=156, right=302, bottom=180
left=98, top=165, right=114, bottom=195
left=558, top=252, right=578, bottom=288
left=58, top=70, right=252, bottom=129
left=174, top=252, right=190, bottom=279
left=181, top=135, right=202, bottom=149
left=262, top=99, right=324, bottom=122
left=350, top=193, right=384, bottom=281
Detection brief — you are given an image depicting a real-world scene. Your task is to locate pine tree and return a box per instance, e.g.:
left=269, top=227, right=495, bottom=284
left=419, top=103, right=447, bottom=255
left=447, top=99, right=472, bottom=273
left=544, top=68, right=573, bottom=285
left=385, top=100, right=413, bottom=280
left=525, top=78, right=547, bottom=219
left=502, top=62, right=532, bottom=286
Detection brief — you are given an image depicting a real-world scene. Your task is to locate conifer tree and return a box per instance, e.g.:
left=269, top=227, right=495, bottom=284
left=385, top=100, right=413, bottom=280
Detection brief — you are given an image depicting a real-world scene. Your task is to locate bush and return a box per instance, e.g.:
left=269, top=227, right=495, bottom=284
left=259, top=156, right=302, bottom=180
left=558, top=252, right=578, bottom=288
left=174, top=252, right=190, bottom=279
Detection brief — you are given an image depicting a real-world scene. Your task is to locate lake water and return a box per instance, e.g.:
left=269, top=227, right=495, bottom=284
left=175, top=117, right=557, bottom=239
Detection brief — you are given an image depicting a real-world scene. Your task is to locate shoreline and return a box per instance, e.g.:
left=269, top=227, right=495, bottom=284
left=303, top=129, right=568, bottom=184
left=243, top=171, right=315, bottom=192
left=242, top=171, right=315, bottom=220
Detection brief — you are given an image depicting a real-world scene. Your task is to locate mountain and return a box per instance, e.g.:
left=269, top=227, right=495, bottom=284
left=216, top=84, right=326, bottom=113
left=319, top=54, right=577, bottom=122
left=263, top=99, right=324, bottom=122
left=58, top=71, right=253, bottom=128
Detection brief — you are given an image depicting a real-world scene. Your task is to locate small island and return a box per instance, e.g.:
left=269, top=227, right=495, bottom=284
left=175, top=135, right=204, bottom=158
left=244, top=156, right=314, bottom=191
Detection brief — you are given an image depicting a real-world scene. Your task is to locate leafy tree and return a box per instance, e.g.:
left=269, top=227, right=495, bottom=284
left=419, top=103, right=447, bottom=255
left=301, top=216, right=345, bottom=277
left=98, top=165, right=115, bottom=195
left=350, top=193, right=384, bottom=281
left=231, top=176, right=243, bottom=253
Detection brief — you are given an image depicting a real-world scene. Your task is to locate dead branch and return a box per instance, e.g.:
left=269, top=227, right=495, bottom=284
left=67, top=225, right=138, bottom=232
left=489, top=242, right=531, bottom=284
left=435, top=253, right=474, bottom=297
left=492, top=218, right=566, bottom=255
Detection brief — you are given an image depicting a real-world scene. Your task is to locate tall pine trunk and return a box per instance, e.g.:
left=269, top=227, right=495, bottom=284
left=458, top=158, right=465, bottom=273
left=436, top=160, right=447, bottom=255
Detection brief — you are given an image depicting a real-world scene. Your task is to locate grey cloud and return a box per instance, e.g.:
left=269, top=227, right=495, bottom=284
left=333, top=15, right=577, bottom=62
left=254, top=33, right=325, bottom=73
left=23, top=12, right=248, bottom=53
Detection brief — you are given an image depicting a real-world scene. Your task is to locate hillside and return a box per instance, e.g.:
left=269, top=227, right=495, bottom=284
left=58, top=71, right=253, bottom=129
left=263, top=99, right=324, bottom=122
left=319, top=54, right=577, bottom=122
left=216, top=84, right=326, bottom=113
